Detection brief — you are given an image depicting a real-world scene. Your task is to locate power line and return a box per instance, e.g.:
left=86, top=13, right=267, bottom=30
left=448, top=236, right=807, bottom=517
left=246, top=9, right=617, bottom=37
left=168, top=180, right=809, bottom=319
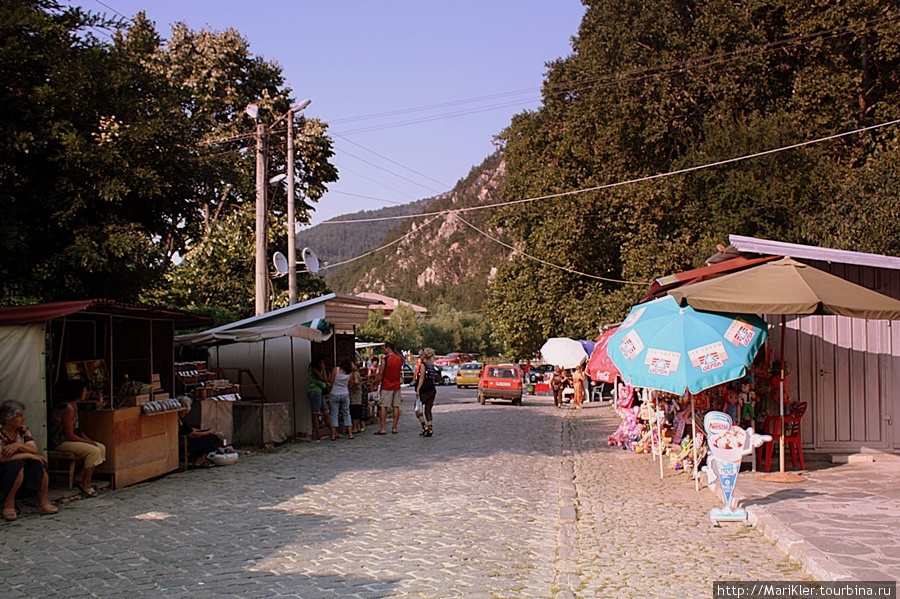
left=324, top=190, right=406, bottom=206
left=336, top=146, right=444, bottom=195
left=332, top=133, right=451, bottom=189
left=318, top=214, right=445, bottom=271
left=453, top=213, right=649, bottom=286
left=323, top=117, right=900, bottom=225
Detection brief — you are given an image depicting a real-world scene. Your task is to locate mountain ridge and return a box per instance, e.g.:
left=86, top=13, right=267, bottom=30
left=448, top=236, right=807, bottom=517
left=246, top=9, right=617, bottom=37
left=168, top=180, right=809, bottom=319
left=324, top=151, right=511, bottom=312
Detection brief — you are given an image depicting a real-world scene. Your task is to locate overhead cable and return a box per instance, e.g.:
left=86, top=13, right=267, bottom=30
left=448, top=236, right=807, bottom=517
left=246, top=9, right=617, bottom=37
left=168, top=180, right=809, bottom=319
left=452, top=213, right=650, bottom=286
left=322, top=117, right=900, bottom=224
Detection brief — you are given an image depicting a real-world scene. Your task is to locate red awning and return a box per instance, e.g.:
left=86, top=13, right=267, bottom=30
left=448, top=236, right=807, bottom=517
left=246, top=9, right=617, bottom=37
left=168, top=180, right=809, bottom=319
left=641, top=255, right=779, bottom=302
left=586, top=327, right=620, bottom=384
left=0, top=299, right=212, bottom=330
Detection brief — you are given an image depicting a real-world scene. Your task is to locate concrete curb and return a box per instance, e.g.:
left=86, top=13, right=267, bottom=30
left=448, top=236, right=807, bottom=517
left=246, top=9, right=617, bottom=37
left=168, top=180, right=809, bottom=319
left=742, top=498, right=852, bottom=581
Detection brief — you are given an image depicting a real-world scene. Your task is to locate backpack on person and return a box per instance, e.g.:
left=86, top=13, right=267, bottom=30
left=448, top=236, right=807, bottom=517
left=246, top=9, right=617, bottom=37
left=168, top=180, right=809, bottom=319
left=420, top=362, right=436, bottom=393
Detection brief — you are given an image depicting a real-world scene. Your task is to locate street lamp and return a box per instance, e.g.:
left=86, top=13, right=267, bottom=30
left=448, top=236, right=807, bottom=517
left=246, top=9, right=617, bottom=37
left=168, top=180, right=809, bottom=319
left=247, top=99, right=311, bottom=315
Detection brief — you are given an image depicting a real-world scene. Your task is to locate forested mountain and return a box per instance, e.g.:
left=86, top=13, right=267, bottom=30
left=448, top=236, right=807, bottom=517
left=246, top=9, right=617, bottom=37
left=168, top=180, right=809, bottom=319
left=325, top=152, right=510, bottom=313
left=296, top=199, right=433, bottom=270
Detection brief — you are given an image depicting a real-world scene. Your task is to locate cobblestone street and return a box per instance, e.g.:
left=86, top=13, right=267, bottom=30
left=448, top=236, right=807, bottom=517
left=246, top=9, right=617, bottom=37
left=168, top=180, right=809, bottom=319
left=2, top=391, right=806, bottom=598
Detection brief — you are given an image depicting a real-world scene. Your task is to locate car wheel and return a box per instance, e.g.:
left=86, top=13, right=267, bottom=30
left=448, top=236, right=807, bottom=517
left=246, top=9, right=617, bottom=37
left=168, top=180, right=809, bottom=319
left=442, top=376, right=449, bottom=385
left=477, top=391, right=485, bottom=405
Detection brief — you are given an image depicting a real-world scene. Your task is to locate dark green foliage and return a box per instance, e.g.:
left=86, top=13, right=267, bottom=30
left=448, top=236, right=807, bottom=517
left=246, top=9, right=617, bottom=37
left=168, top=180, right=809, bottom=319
left=489, top=0, right=900, bottom=357
left=0, top=1, right=337, bottom=317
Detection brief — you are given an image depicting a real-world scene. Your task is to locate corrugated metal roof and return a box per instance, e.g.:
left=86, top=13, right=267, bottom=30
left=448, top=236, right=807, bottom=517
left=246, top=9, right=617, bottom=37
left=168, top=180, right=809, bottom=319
left=0, top=299, right=212, bottom=329
left=728, top=235, right=900, bottom=270
left=203, top=293, right=371, bottom=334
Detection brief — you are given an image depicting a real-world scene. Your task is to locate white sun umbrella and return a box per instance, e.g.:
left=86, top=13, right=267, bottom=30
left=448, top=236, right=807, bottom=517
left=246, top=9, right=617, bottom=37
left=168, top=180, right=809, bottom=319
left=540, top=337, right=589, bottom=369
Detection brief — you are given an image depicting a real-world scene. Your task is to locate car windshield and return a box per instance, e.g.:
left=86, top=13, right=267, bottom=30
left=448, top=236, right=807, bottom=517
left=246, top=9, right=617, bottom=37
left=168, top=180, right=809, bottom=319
left=462, top=364, right=480, bottom=371
left=489, top=368, right=516, bottom=379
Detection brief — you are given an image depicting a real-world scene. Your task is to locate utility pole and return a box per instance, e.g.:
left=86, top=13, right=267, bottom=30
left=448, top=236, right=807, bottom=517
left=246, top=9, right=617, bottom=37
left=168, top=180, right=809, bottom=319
left=286, top=110, right=297, bottom=305
left=285, top=99, right=310, bottom=305
left=254, top=121, right=268, bottom=316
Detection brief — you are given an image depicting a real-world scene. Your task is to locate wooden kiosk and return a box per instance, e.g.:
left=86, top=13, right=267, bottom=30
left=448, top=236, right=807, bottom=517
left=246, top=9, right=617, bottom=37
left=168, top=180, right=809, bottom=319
left=0, top=300, right=212, bottom=489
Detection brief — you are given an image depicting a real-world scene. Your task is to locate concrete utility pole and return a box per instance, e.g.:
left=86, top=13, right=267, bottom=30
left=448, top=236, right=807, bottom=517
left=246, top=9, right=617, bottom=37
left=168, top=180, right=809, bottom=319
left=286, top=110, right=298, bottom=305
left=254, top=121, right=268, bottom=316
left=285, top=99, right=310, bottom=305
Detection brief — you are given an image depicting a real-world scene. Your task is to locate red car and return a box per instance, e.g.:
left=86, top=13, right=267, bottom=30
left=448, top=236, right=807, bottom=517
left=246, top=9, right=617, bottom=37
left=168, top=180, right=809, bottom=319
left=478, top=364, right=523, bottom=406
left=435, top=352, right=475, bottom=366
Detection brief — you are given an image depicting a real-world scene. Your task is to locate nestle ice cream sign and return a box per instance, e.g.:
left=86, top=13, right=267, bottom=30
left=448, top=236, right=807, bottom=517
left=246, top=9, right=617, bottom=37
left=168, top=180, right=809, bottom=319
left=704, top=411, right=748, bottom=463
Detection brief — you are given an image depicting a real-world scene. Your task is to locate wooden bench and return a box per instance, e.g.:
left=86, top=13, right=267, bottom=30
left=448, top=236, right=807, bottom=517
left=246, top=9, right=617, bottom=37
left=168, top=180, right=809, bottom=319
left=47, top=450, right=82, bottom=489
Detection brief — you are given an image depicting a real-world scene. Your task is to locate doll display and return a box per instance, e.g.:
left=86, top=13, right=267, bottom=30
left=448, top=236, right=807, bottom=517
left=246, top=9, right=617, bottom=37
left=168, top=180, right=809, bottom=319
left=739, top=379, right=758, bottom=427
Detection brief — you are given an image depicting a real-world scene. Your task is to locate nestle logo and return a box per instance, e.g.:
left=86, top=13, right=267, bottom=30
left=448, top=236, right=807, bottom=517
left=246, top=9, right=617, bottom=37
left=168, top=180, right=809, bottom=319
left=708, top=421, right=730, bottom=432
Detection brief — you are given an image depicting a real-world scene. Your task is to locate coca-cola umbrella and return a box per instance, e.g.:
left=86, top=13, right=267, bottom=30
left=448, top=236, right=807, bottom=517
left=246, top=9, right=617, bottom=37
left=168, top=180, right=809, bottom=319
left=586, top=327, right=620, bottom=384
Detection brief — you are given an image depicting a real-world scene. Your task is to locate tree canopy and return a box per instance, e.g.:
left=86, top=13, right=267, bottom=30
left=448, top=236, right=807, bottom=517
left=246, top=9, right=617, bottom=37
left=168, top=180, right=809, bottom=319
left=0, top=0, right=337, bottom=316
left=489, top=0, right=900, bottom=357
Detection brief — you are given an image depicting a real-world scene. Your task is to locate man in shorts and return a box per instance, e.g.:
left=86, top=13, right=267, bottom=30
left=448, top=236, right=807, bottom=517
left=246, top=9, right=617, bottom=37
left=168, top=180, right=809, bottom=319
left=374, top=342, right=403, bottom=435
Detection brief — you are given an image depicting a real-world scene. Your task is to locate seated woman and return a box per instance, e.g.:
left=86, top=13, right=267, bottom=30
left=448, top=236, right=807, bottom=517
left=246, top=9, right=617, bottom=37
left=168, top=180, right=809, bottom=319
left=177, top=397, right=221, bottom=468
left=49, top=381, right=106, bottom=497
left=1, top=399, right=58, bottom=521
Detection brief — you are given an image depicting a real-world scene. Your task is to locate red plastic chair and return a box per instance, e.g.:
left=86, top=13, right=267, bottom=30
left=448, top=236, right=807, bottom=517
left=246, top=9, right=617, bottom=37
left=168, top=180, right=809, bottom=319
left=757, top=402, right=807, bottom=472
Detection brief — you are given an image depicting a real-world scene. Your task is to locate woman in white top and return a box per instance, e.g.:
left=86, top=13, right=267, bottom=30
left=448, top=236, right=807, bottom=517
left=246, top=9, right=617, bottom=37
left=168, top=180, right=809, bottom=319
left=328, top=361, right=357, bottom=440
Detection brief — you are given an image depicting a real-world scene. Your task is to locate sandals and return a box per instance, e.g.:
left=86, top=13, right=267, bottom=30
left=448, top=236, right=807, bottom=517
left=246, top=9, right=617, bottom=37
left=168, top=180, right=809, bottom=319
left=78, top=484, right=98, bottom=498
left=2, top=507, right=16, bottom=522
left=39, top=504, right=59, bottom=516
left=423, top=426, right=433, bottom=437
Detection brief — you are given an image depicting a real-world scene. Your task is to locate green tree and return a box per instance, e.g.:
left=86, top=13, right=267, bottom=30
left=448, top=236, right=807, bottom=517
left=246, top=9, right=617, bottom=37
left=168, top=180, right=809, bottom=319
left=0, top=3, right=338, bottom=314
left=388, top=304, right=423, bottom=353
left=356, top=309, right=392, bottom=344
left=489, top=0, right=900, bottom=358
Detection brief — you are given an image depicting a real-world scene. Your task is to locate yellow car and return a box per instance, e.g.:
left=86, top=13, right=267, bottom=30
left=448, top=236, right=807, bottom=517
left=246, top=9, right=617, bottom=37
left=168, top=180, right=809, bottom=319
left=455, top=362, right=482, bottom=388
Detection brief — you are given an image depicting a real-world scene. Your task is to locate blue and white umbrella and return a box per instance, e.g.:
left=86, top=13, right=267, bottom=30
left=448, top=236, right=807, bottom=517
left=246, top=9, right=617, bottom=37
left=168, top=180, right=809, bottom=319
left=608, top=296, right=767, bottom=395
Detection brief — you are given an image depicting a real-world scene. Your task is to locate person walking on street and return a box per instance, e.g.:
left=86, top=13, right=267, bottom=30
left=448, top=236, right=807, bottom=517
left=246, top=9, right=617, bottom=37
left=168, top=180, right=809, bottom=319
left=550, top=367, right=566, bottom=408
left=415, top=348, right=438, bottom=437
left=413, top=354, right=427, bottom=434
left=374, top=342, right=403, bottom=435
left=572, top=363, right=586, bottom=409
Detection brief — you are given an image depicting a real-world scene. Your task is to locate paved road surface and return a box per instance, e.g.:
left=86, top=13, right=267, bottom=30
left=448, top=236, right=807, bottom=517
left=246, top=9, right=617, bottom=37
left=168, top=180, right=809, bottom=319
left=2, top=388, right=806, bottom=598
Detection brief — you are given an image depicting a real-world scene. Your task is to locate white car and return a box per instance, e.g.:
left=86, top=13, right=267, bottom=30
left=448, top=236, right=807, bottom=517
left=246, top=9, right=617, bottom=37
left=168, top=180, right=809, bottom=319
left=441, top=365, right=459, bottom=385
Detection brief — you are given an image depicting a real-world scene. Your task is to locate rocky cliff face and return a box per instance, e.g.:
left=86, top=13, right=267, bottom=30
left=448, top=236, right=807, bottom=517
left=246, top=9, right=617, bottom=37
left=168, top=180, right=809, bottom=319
left=326, top=152, right=512, bottom=312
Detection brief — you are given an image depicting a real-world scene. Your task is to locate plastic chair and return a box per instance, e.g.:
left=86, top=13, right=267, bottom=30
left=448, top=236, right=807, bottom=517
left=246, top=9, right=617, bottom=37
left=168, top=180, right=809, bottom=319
left=590, top=384, right=605, bottom=402
left=757, top=402, right=807, bottom=472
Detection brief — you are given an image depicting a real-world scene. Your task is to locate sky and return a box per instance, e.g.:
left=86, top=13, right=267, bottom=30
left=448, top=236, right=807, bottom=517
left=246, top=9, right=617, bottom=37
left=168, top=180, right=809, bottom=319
left=70, top=0, right=587, bottom=226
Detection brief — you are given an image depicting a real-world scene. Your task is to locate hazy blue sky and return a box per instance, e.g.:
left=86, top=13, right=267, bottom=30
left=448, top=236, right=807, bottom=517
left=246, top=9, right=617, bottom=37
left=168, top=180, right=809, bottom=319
left=71, top=0, right=586, bottom=225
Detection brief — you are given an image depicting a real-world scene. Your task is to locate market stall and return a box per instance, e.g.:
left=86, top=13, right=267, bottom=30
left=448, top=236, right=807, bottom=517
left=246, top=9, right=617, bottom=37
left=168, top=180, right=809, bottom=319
left=0, top=300, right=211, bottom=489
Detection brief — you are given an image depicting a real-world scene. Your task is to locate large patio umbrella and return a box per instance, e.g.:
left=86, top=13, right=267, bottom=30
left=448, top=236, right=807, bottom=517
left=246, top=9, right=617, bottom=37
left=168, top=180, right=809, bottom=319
left=668, top=256, right=900, bottom=476
left=586, top=327, right=620, bottom=384
left=541, top=337, right=589, bottom=369
left=608, top=296, right=768, bottom=396
left=609, top=296, right=768, bottom=484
